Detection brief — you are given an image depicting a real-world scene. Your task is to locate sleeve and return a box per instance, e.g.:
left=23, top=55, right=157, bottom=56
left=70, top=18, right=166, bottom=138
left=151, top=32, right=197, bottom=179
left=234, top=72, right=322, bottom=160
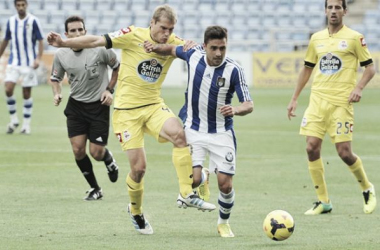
left=231, top=66, right=252, bottom=103
left=50, top=52, right=66, bottom=82
left=104, top=26, right=133, bottom=49
left=354, top=34, right=373, bottom=67
left=32, top=18, right=44, bottom=40
left=175, top=45, right=200, bottom=62
left=102, top=48, right=120, bottom=69
left=304, top=36, right=317, bottom=68
left=5, top=20, right=11, bottom=40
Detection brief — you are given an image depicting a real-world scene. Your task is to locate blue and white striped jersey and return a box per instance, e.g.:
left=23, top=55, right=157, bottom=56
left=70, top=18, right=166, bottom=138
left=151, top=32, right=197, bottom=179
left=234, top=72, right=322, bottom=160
left=4, top=13, right=44, bottom=67
left=177, top=45, right=252, bottom=133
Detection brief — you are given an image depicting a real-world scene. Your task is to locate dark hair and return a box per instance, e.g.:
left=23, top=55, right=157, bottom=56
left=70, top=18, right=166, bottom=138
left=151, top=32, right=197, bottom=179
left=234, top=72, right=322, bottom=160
left=204, top=26, right=228, bottom=44
left=65, top=16, right=85, bottom=32
left=325, top=0, right=347, bottom=10
left=14, top=0, right=27, bottom=4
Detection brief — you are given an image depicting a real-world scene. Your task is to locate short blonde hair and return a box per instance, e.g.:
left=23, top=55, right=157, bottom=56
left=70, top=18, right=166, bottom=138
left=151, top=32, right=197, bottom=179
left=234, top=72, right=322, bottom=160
left=152, top=4, right=177, bottom=24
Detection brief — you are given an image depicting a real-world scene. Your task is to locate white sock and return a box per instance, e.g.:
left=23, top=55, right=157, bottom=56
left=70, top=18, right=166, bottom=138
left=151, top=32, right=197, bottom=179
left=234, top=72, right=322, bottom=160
left=6, top=96, right=19, bottom=124
left=23, top=98, right=33, bottom=127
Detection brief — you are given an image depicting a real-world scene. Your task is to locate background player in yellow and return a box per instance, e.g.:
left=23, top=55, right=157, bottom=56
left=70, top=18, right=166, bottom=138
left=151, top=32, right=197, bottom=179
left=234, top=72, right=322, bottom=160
left=47, top=4, right=216, bottom=234
left=287, top=0, right=376, bottom=215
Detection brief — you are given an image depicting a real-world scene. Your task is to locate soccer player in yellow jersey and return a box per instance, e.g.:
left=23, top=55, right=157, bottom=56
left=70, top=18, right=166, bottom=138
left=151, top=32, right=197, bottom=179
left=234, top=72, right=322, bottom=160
left=47, top=5, right=216, bottom=234
left=287, top=0, right=376, bottom=215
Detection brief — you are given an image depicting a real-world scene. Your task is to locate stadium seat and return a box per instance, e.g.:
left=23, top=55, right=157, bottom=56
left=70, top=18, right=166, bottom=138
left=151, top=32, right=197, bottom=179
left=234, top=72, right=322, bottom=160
left=78, top=0, right=96, bottom=11
left=214, top=10, right=231, bottom=27
left=129, top=0, right=148, bottom=11
left=199, top=11, right=216, bottom=30
left=60, top=0, right=78, bottom=11
left=230, top=28, right=246, bottom=40
left=231, top=12, right=247, bottom=28
left=96, top=0, right=113, bottom=11
left=262, top=13, right=276, bottom=28
left=275, top=42, right=295, bottom=52
left=101, top=11, right=117, bottom=26
left=85, top=12, right=102, bottom=27
left=0, top=9, right=14, bottom=27
left=133, top=11, right=151, bottom=27
left=30, top=9, right=50, bottom=24
left=113, top=0, right=129, bottom=11
left=363, top=10, right=380, bottom=25
left=214, top=0, right=230, bottom=12
left=148, top=0, right=166, bottom=10
left=164, top=0, right=182, bottom=10
left=198, top=0, right=214, bottom=11
left=246, top=11, right=262, bottom=28
left=43, top=0, right=62, bottom=11
left=182, top=0, right=198, bottom=11
left=246, top=27, right=263, bottom=40
left=276, top=11, right=292, bottom=27
left=28, top=0, right=43, bottom=13
left=48, top=10, right=67, bottom=26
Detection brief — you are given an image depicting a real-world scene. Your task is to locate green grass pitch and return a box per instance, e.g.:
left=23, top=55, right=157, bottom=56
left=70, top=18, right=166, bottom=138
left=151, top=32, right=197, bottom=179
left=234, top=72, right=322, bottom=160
left=0, top=85, right=379, bottom=250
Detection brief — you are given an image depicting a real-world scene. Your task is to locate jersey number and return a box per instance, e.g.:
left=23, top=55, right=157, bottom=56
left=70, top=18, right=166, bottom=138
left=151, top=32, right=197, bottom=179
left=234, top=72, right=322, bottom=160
left=336, top=122, right=349, bottom=135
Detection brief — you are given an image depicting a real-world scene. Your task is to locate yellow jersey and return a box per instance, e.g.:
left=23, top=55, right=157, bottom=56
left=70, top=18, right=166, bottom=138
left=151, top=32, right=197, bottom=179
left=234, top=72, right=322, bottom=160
left=104, top=26, right=185, bottom=109
left=304, top=25, right=373, bottom=106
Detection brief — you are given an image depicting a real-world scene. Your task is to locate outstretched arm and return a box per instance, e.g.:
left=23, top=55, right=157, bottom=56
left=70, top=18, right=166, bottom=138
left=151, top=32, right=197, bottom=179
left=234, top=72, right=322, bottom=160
left=287, top=66, right=313, bottom=120
left=47, top=32, right=106, bottom=48
left=144, top=40, right=177, bottom=56
left=348, top=64, right=375, bottom=103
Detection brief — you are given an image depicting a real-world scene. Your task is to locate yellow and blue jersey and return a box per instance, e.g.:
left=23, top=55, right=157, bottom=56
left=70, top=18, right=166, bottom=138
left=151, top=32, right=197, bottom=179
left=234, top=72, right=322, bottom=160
left=104, top=26, right=185, bottom=109
left=304, top=25, right=373, bottom=106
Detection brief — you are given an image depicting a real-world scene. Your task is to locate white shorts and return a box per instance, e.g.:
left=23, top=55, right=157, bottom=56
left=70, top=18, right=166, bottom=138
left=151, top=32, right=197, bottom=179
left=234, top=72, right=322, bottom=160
left=185, top=128, right=236, bottom=175
left=5, top=65, right=38, bottom=87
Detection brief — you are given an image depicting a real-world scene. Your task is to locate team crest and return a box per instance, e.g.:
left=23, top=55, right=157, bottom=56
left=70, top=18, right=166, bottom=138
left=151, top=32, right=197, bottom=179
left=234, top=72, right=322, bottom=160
left=225, top=152, right=234, bottom=162
left=123, top=130, right=131, bottom=141
left=216, top=77, right=225, bottom=87
left=338, top=40, right=348, bottom=50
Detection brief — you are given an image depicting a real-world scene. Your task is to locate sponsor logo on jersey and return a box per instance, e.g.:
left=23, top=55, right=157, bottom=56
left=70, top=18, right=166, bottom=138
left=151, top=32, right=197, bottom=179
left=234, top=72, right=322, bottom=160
left=225, top=152, right=234, bottom=162
left=216, top=77, right=225, bottom=87
left=109, top=27, right=131, bottom=38
left=121, top=27, right=131, bottom=34
left=137, top=59, right=163, bottom=83
left=350, top=124, right=354, bottom=132
left=360, top=37, right=367, bottom=47
left=338, top=40, right=348, bottom=50
left=319, top=53, right=342, bottom=75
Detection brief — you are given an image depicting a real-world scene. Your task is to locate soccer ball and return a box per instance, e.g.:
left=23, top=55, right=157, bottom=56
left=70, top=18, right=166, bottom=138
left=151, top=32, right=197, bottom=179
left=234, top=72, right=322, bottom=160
left=263, top=210, right=295, bottom=241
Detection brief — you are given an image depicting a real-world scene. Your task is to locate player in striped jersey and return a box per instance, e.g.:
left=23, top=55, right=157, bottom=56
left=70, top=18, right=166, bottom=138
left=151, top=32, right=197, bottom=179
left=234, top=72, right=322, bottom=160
left=144, top=26, right=253, bottom=237
left=287, top=0, right=376, bottom=215
left=0, top=0, right=44, bottom=134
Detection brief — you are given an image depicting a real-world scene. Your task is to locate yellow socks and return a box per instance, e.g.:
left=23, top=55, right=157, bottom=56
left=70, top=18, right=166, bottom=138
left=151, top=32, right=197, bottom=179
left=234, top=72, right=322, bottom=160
left=308, top=158, right=329, bottom=203
left=348, top=156, right=371, bottom=191
left=126, top=174, right=144, bottom=215
left=172, top=147, right=193, bottom=198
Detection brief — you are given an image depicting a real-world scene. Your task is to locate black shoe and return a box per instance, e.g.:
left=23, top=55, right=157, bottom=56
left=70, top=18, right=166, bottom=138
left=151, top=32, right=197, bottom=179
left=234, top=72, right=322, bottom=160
left=106, top=151, right=118, bottom=182
left=84, top=188, right=103, bottom=201
left=6, top=123, right=19, bottom=134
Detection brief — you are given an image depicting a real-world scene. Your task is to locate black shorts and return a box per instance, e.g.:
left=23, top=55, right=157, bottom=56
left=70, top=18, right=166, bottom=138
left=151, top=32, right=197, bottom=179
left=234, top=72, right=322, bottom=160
left=64, top=97, right=110, bottom=145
